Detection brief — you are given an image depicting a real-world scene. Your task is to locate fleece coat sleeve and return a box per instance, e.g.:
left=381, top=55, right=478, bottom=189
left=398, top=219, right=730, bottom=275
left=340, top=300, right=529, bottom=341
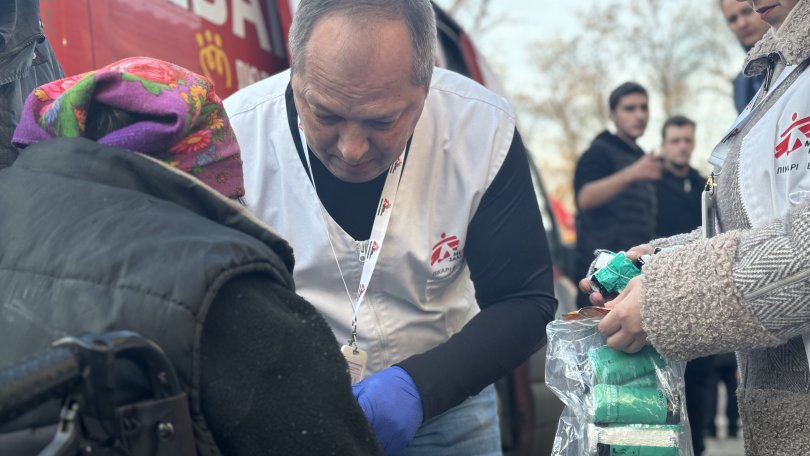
left=649, top=227, right=702, bottom=251
left=637, top=201, right=810, bottom=360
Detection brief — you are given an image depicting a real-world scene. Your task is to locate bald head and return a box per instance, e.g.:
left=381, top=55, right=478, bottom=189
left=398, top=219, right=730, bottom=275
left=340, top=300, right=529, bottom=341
left=289, top=0, right=437, bottom=87
left=290, top=12, right=429, bottom=183
left=306, top=15, right=412, bottom=90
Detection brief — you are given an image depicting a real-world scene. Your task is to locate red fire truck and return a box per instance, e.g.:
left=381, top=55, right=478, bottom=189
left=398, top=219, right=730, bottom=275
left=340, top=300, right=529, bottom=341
left=41, top=0, right=499, bottom=99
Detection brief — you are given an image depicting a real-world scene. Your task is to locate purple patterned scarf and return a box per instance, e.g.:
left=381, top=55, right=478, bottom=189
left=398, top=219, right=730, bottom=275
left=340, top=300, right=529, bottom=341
left=13, top=57, right=244, bottom=198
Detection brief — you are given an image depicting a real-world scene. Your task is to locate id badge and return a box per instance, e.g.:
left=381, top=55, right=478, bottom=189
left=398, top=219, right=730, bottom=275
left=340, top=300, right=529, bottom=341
left=341, top=344, right=368, bottom=384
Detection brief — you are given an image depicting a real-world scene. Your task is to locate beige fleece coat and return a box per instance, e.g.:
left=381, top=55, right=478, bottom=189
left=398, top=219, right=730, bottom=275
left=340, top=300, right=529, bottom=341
left=641, top=2, right=810, bottom=454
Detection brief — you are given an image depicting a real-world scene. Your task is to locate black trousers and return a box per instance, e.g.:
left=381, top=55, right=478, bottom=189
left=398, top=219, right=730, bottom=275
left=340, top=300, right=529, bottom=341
left=685, top=356, right=714, bottom=456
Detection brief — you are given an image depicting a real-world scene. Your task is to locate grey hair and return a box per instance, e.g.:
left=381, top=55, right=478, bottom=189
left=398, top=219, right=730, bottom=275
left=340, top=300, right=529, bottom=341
left=289, top=0, right=437, bottom=87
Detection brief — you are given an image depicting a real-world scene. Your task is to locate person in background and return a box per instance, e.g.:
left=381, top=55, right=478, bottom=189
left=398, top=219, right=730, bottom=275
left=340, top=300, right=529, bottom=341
left=584, top=0, right=810, bottom=453
left=0, top=0, right=64, bottom=168
left=0, top=57, right=382, bottom=456
left=574, top=82, right=662, bottom=308
left=654, top=115, right=711, bottom=455
left=720, top=0, right=770, bottom=113
left=705, top=352, right=741, bottom=439
left=225, top=0, right=558, bottom=454
left=654, top=116, right=705, bottom=239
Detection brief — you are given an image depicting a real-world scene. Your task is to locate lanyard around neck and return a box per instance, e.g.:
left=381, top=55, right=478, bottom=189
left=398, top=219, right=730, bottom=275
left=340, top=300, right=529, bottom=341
left=710, top=62, right=804, bottom=168
left=298, top=118, right=405, bottom=349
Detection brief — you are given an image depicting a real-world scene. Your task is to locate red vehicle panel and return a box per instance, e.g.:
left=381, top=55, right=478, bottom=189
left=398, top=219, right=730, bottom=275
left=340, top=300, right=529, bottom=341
left=41, top=0, right=293, bottom=98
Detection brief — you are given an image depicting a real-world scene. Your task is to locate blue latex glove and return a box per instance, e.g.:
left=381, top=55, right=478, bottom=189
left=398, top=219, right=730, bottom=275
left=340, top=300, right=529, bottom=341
left=352, top=366, right=423, bottom=455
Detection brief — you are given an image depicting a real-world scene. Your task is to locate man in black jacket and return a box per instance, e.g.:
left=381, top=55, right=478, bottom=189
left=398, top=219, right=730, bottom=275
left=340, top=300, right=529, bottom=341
left=654, top=115, right=712, bottom=456
left=654, top=115, right=705, bottom=239
left=574, top=82, right=662, bottom=308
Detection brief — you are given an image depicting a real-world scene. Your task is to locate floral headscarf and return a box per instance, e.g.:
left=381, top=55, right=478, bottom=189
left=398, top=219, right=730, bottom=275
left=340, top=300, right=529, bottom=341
left=12, top=57, right=244, bottom=198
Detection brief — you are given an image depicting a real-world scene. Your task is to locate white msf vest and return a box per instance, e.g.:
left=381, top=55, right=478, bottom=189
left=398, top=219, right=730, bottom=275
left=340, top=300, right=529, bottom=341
left=738, top=65, right=810, bottom=226
left=226, top=68, right=517, bottom=375
left=711, top=61, right=810, bottom=369
left=736, top=64, right=810, bottom=369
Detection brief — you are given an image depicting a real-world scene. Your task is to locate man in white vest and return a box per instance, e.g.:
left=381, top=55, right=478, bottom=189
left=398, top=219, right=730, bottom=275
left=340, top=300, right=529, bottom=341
left=225, top=1, right=557, bottom=454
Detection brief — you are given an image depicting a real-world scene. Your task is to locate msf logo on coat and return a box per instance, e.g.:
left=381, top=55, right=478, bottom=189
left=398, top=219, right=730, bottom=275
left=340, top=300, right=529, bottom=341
left=431, top=233, right=463, bottom=278
left=775, top=112, right=810, bottom=159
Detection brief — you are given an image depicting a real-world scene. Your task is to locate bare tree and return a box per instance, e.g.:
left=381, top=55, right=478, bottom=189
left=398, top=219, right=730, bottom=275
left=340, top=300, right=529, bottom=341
left=514, top=37, right=612, bottom=206
left=443, top=0, right=507, bottom=36
left=583, top=0, right=732, bottom=116
left=445, top=0, right=468, bottom=15
left=434, top=0, right=736, bottom=223
left=515, top=0, right=733, bottom=215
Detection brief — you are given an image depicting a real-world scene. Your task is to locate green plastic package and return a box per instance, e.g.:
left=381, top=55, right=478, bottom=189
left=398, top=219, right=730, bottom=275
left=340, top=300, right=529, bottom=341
left=591, top=252, right=642, bottom=295
left=546, top=310, right=690, bottom=454
left=593, top=384, right=679, bottom=425
left=588, top=345, right=667, bottom=385
left=621, top=375, right=658, bottom=388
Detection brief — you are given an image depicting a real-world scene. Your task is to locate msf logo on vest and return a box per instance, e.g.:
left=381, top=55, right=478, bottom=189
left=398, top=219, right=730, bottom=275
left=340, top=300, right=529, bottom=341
left=431, top=233, right=462, bottom=278
left=775, top=112, right=810, bottom=175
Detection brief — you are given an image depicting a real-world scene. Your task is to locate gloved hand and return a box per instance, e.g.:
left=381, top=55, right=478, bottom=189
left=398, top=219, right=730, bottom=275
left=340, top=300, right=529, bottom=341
left=352, top=366, right=423, bottom=455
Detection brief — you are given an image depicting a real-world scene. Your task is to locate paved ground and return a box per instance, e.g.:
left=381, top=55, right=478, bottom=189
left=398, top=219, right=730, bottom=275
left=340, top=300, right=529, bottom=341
left=703, top=383, right=744, bottom=456
left=705, top=436, right=744, bottom=456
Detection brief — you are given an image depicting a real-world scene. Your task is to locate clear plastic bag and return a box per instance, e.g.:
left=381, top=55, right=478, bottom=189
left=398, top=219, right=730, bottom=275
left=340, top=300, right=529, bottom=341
left=545, top=315, right=693, bottom=456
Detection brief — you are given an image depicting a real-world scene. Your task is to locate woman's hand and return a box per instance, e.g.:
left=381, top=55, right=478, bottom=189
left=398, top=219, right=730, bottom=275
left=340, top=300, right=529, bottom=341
left=597, top=276, right=648, bottom=353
